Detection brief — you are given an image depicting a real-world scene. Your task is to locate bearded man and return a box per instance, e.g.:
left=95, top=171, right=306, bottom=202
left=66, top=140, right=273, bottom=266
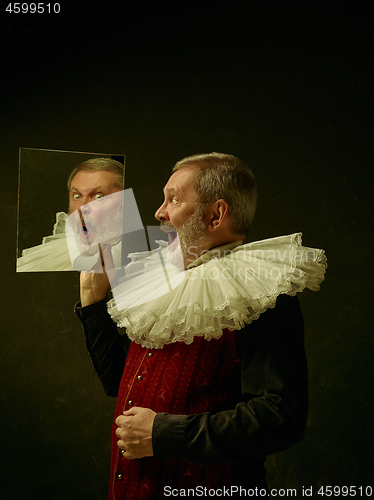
left=74, top=153, right=326, bottom=499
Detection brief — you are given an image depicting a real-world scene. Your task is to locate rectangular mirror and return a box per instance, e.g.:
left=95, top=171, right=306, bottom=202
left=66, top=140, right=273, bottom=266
left=16, top=148, right=125, bottom=272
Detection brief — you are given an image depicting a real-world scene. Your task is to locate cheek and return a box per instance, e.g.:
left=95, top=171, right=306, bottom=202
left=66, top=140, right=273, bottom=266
left=96, top=201, right=117, bottom=221
left=68, top=201, right=76, bottom=215
left=171, top=211, right=189, bottom=229
left=169, top=209, right=181, bottom=225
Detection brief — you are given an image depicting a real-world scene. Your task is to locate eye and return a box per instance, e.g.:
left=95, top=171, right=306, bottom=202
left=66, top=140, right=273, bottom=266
left=95, top=193, right=104, bottom=199
left=73, top=194, right=80, bottom=200
left=171, top=197, right=178, bottom=204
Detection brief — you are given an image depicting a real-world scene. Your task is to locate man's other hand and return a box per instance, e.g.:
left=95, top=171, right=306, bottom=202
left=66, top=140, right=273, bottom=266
left=115, top=406, right=156, bottom=459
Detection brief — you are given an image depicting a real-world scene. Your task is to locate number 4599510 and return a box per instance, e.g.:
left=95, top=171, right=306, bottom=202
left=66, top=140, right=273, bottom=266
left=318, top=486, right=372, bottom=496
left=5, top=3, right=61, bottom=13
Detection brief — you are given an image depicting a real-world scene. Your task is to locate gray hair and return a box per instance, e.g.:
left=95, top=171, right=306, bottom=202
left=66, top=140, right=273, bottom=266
left=173, top=153, right=258, bottom=235
left=67, top=157, right=124, bottom=191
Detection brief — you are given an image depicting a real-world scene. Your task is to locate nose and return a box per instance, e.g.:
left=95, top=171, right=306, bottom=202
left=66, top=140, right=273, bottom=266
left=81, top=201, right=91, bottom=215
left=69, top=196, right=91, bottom=216
left=155, top=202, right=168, bottom=221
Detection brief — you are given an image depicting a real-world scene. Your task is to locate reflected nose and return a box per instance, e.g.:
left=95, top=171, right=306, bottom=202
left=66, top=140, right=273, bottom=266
left=69, top=197, right=90, bottom=216
left=81, top=201, right=91, bottom=215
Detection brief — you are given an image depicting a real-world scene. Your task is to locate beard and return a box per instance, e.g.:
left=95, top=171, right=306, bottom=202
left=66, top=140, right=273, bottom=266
left=161, top=204, right=207, bottom=266
left=74, top=208, right=123, bottom=256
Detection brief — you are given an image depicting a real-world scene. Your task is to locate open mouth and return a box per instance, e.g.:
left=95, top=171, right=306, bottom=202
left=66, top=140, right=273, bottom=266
left=80, top=225, right=90, bottom=238
left=168, top=231, right=177, bottom=245
left=78, top=208, right=91, bottom=239
left=161, top=226, right=177, bottom=245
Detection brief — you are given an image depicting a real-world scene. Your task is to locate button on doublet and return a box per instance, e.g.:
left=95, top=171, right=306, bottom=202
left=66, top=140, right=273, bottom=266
left=123, top=349, right=156, bottom=413
left=117, top=473, right=123, bottom=481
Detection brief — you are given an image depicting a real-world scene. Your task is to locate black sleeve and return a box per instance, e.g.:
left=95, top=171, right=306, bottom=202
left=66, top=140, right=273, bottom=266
left=152, top=294, right=308, bottom=464
left=74, top=297, right=130, bottom=397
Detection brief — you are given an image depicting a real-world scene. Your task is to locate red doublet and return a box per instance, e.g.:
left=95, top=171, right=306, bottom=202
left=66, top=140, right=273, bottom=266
left=110, top=330, right=241, bottom=499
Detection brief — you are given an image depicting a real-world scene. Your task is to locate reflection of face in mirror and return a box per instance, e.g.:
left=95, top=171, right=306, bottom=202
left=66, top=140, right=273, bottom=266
left=68, top=170, right=123, bottom=215
left=68, top=189, right=124, bottom=257
left=16, top=152, right=125, bottom=272
left=68, top=170, right=123, bottom=256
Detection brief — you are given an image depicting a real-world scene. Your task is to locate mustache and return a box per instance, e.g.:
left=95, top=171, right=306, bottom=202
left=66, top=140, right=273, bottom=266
left=160, top=221, right=176, bottom=231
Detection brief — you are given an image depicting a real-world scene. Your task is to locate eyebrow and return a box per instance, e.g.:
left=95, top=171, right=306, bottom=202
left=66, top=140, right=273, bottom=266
left=71, top=186, right=105, bottom=196
left=165, top=187, right=180, bottom=197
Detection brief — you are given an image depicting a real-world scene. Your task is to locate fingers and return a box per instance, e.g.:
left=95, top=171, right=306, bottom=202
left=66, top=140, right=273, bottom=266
left=79, top=245, right=118, bottom=306
left=115, top=414, right=130, bottom=428
left=115, top=417, right=136, bottom=459
left=122, top=406, right=140, bottom=417
left=79, top=268, right=110, bottom=306
left=114, top=407, right=155, bottom=459
left=115, top=406, right=141, bottom=425
left=115, top=414, right=133, bottom=444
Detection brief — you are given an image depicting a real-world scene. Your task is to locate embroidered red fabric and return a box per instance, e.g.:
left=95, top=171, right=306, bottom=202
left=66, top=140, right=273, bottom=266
left=109, top=330, right=241, bottom=499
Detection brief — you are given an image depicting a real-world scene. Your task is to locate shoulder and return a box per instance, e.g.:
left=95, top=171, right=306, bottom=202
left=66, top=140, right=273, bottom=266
left=235, top=294, right=305, bottom=354
left=249, top=294, right=303, bottom=332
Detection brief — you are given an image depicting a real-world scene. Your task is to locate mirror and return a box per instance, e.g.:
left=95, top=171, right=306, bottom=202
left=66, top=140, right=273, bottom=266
left=16, top=148, right=126, bottom=272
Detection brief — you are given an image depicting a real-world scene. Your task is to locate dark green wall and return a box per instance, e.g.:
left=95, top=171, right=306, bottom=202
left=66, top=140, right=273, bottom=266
left=1, top=3, right=372, bottom=499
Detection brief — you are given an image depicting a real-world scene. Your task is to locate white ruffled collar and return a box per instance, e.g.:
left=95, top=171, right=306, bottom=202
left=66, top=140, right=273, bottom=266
left=186, top=240, right=243, bottom=269
left=107, top=233, right=327, bottom=349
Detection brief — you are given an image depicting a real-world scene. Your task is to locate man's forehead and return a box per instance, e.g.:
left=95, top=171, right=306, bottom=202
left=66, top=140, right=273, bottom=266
left=70, top=170, right=118, bottom=190
left=164, top=167, right=197, bottom=194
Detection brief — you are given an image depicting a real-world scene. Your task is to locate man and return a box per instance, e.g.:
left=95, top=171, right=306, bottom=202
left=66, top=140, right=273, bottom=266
left=75, top=153, right=325, bottom=499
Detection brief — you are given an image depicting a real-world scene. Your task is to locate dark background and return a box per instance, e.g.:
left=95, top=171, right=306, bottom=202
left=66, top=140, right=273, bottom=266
left=1, top=1, right=372, bottom=498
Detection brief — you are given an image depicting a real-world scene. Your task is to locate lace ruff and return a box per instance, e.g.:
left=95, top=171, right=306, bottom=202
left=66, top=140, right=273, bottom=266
left=17, top=212, right=122, bottom=272
left=17, top=212, right=74, bottom=272
left=107, top=233, right=327, bottom=349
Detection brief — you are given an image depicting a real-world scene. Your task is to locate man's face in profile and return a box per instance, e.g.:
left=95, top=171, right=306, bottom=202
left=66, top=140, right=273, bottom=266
left=68, top=170, right=123, bottom=256
left=154, top=166, right=208, bottom=265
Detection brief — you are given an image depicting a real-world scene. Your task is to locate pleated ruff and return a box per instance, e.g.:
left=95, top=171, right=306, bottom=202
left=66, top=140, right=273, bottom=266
left=17, top=213, right=74, bottom=272
left=108, top=233, right=327, bottom=348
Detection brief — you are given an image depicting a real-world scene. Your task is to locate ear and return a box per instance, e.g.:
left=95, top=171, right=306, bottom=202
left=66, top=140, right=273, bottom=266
left=206, top=199, right=229, bottom=232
